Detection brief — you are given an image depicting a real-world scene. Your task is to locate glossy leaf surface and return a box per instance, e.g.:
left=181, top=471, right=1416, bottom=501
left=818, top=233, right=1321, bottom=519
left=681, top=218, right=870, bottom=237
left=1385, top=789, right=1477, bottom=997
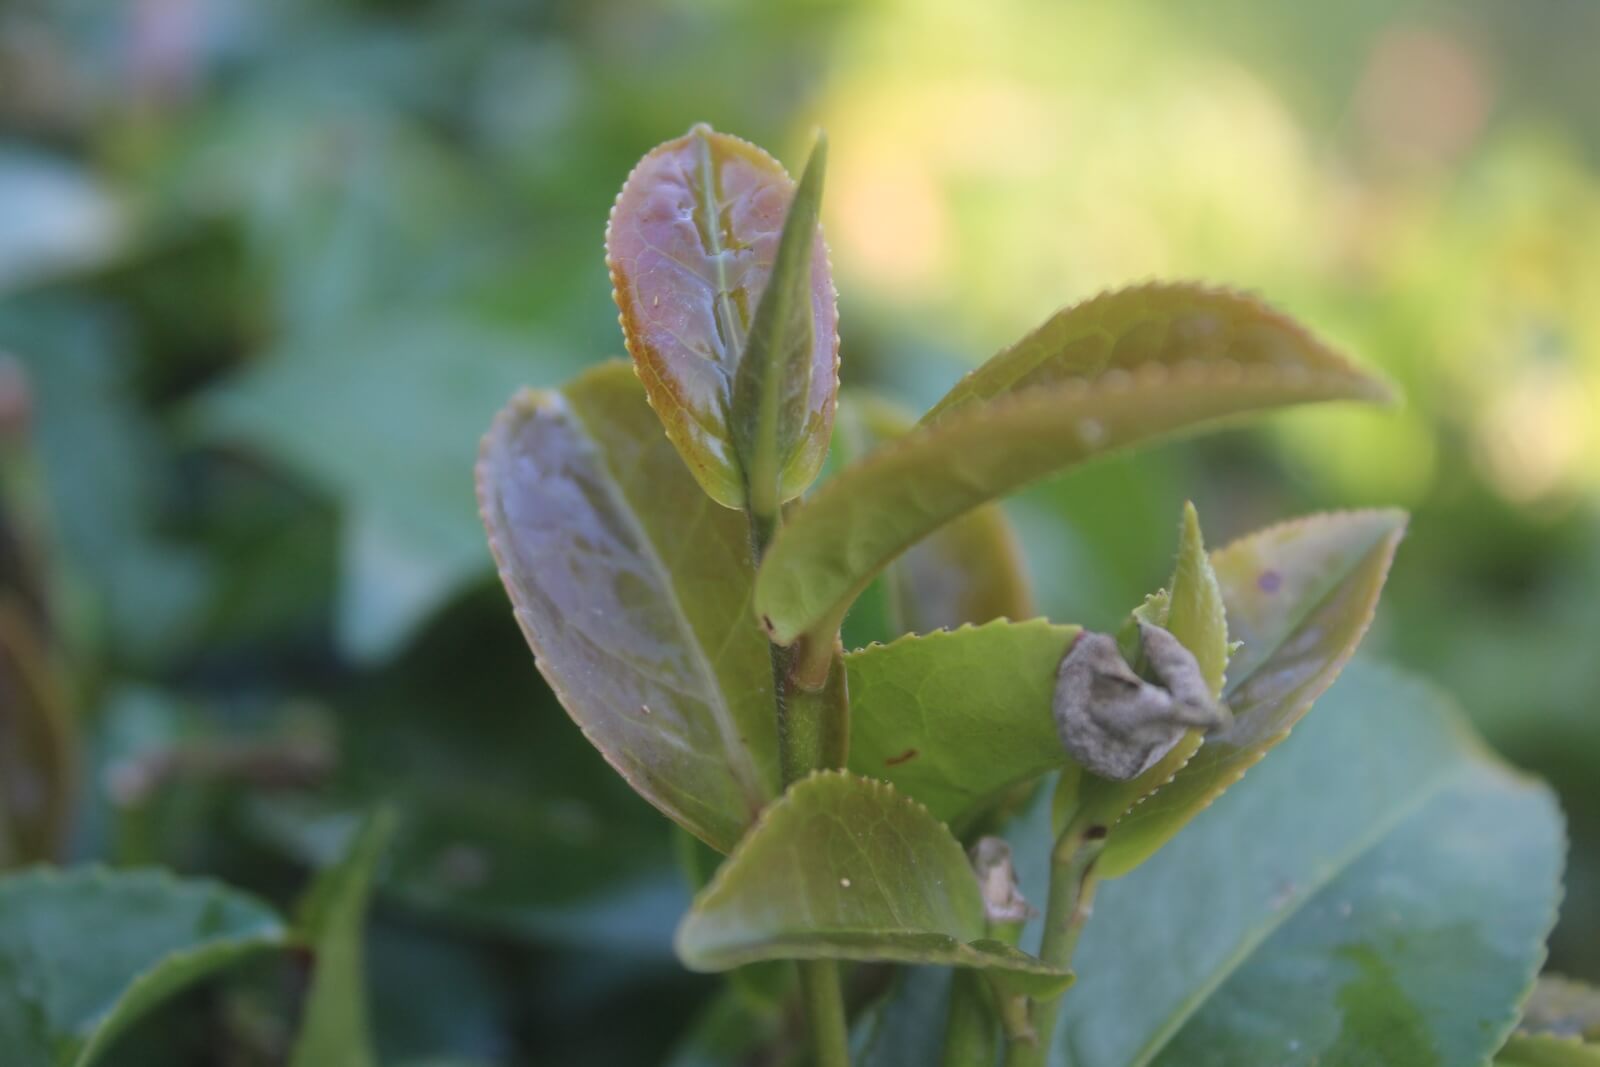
left=288, top=809, right=396, bottom=1067
left=834, top=392, right=1032, bottom=649
left=1097, top=509, right=1407, bottom=876
left=0, top=867, right=286, bottom=1067
left=756, top=292, right=1391, bottom=643
left=1040, top=662, right=1562, bottom=1067
left=845, top=620, right=1076, bottom=823
left=675, top=772, right=1070, bottom=995
left=607, top=124, right=837, bottom=507
left=477, top=361, right=779, bottom=852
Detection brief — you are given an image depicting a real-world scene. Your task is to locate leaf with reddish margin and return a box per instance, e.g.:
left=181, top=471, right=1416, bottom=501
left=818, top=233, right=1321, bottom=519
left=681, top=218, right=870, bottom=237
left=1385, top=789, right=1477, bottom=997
left=606, top=124, right=838, bottom=508
left=477, top=361, right=779, bottom=853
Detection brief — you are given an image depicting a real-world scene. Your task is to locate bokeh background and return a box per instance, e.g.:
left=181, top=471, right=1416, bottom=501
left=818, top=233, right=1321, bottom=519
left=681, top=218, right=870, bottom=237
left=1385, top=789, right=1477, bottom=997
left=3, top=1, right=1598, bottom=1063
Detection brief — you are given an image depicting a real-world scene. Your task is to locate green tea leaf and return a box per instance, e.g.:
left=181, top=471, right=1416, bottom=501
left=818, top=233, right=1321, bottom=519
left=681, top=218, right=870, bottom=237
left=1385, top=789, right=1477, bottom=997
left=834, top=392, right=1032, bottom=649
left=289, top=809, right=396, bottom=1067
left=0, top=867, right=286, bottom=1067
left=731, top=135, right=833, bottom=516
left=846, top=510, right=1399, bottom=834
left=675, top=771, right=1070, bottom=996
left=755, top=291, right=1390, bottom=644
left=1097, top=509, right=1407, bottom=877
left=845, top=620, right=1077, bottom=823
left=477, top=361, right=779, bottom=852
left=1057, top=501, right=1230, bottom=838
left=1014, top=661, right=1562, bottom=1067
left=607, top=124, right=838, bottom=508
left=192, top=312, right=570, bottom=661
left=1164, top=502, right=1229, bottom=697
left=1497, top=1037, right=1600, bottom=1067
left=923, top=283, right=1394, bottom=422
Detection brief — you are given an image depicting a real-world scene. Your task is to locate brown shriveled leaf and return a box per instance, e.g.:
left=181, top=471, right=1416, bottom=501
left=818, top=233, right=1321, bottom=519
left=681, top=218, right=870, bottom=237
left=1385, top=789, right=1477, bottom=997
left=755, top=285, right=1391, bottom=645
left=606, top=124, right=838, bottom=508
left=477, top=361, right=779, bottom=853
left=1054, top=501, right=1229, bottom=836
left=1095, top=509, right=1408, bottom=877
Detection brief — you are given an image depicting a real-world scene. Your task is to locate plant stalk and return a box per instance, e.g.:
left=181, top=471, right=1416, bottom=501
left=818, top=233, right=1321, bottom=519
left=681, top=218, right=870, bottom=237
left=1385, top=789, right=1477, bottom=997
left=941, top=971, right=997, bottom=1067
left=1003, top=816, right=1108, bottom=1067
left=749, top=510, right=853, bottom=1066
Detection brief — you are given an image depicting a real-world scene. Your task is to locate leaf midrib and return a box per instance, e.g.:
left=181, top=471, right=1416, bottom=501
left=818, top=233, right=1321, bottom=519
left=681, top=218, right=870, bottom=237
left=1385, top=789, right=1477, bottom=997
left=566, top=398, right=771, bottom=828
left=1124, top=763, right=1466, bottom=1067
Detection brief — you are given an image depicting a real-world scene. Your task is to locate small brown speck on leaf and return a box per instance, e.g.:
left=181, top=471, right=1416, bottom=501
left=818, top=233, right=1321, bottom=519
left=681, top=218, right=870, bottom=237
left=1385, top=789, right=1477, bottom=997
left=885, top=748, right=919, bottom=767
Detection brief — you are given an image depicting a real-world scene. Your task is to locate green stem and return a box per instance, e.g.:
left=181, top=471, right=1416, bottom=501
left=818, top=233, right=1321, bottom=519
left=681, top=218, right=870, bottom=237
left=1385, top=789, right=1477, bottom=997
left=1003, top=817, right=1107, bottom=1067
left=800, top=959, right=851, bottom=1067
left=941, top=971, right=997, bottom=1067
left=749, top=514, right=853, bottom=1065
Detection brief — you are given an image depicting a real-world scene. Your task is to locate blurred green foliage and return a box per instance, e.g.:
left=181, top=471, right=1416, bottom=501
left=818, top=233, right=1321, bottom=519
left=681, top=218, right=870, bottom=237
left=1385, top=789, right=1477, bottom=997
left=1, top=0, right=1597, bottom=1061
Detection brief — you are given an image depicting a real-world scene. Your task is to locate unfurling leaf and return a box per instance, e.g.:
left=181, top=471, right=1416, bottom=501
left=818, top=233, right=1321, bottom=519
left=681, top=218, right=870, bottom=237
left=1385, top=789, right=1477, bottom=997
left=288, top=809, right=396, bottom=1067
left=731, top=135, right=831, bottom=517
left=607, top=124, right=838, bottom=508
left=1057, top=501, right=1231, bottom=833
left=1096, top=509, right=1407, bottom=877
left=833, top=392, right=1032, bottom=649
left=755, top=286, right=1391, bottom=645
left=477, top=361, right=779, bottom=852
left=0, top=867, right=286, bottom=1067
left=675, top=771, right=1070, bottom=996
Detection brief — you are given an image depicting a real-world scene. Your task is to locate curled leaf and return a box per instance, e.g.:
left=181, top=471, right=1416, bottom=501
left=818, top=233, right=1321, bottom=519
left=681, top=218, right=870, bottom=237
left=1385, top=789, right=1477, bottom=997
left=1096, top=509, right=1408, bottom=877
left=607, top=124, right=838, bottom=508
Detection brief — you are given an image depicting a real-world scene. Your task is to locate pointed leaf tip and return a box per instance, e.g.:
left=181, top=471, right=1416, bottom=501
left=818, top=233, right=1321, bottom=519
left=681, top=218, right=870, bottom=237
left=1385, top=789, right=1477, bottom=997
left=732, top=132, right=835, bottom=516
left=756, top=284, right=1392, bottom=645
